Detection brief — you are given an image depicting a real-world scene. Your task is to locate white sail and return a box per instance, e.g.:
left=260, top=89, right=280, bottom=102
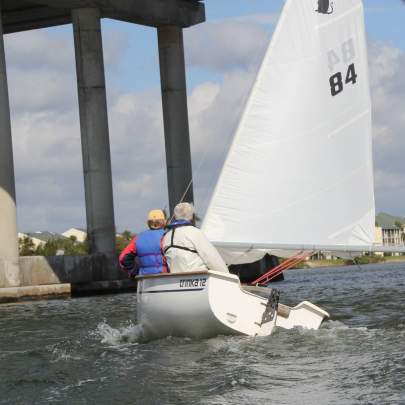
left=202, top=0, right=375, bottom=264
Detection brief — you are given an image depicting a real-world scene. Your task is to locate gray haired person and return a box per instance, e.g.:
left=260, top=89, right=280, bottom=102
left=162, top=203, right=229, bottom=273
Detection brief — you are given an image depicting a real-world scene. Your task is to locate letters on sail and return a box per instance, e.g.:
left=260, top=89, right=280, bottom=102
left=202, top=0, right=375, bottom=264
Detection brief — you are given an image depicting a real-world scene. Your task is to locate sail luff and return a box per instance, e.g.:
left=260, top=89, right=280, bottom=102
left=202, top=0, right=292, bottom=227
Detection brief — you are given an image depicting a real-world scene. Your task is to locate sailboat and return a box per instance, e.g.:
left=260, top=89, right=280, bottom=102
left=136, top=0, right=379, bottom=339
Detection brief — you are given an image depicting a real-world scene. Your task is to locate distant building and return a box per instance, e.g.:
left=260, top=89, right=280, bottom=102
left=375, top=215, right=405, bottom=246
left=18, top=232, right=42, bottom=248
left=62, top=228, right=87, bottom=243
left=374, top=224, right=404, bottom=257
left=18, top=231, right=66, bottom=248
left=381, top=227, right=403, bottom=246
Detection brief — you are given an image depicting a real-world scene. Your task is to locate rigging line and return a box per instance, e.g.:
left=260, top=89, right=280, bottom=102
left=170, top=23, right=267, bottom=221
left=250, top=250, right=315, bottom=286
left=168, top=140, right=213, bottom=223
left=176, top=39, right=266, bottom=218
left=169, top=133, right=222, bottom=223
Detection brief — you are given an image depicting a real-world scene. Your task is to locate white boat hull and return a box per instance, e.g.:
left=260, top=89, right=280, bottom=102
left=136, top=271, right=278, bottom=340
left=242, top=286, right=329, bottom=330
left=276, top=301, right=330, bottom=330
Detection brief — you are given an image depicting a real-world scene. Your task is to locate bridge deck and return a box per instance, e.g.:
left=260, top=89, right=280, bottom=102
left=0, top=0, right=205, bottom=33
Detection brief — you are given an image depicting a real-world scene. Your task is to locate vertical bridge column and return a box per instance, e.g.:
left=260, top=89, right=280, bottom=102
left=0, top=6, right=20, bottom=288
left=158, top=26, right=194, bottom=214
left=72, top=8, right=116, bottom=257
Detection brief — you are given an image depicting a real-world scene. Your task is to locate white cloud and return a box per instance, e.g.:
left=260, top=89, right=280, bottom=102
left=220, top=13, right=279, bottom=25
left=4, top=30, right=74, bottom=71
left=374, top=169, right=404, bottom=190
left=368, top=42, right=405, bottom=215
left=185, top=19, right=271, bottom=72
left=9, top=68, right=76, bottom=113
left=4, top=27, right=127, bottom=71
left=12, top=110, right=81, bottom=173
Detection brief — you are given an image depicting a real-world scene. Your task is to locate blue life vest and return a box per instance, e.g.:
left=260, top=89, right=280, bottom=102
left=166, top=219, right=193, bottom=229
left=163, top=220, right=198, bottom=256
left=137, top=229, right=166, bottom=275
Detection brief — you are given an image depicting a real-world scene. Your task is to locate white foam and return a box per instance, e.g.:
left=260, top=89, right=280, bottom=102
left=76, top=379, right=96, bottom=387
left=51, top=348, right=82, bottom=363
left=96, top=321, right=144, bottom=346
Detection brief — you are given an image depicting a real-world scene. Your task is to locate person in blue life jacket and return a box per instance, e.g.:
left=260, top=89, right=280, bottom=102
left=119, top=209, right=168, bottom=277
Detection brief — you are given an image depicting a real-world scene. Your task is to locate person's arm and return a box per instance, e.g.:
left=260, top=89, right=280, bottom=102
left=119, top=237, right=138, bottom=277
left=192, top=229, right=229, bottom=273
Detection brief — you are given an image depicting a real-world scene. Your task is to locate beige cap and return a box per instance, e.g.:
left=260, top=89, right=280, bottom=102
left=147, top=209, right=166, bottom=221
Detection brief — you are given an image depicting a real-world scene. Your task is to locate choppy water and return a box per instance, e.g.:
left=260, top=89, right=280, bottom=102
left=1, top=263, right=404, bottom=405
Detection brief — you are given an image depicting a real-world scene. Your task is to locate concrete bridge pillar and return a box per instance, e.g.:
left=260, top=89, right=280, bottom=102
left=0, top=6, right=20, bottom=287
left=72, top=8, right=116, bottom=257
left=157, top=26, right=194, bottom=213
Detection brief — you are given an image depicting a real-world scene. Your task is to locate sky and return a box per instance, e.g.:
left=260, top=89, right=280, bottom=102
left=3, top=0, right=405, bottom=233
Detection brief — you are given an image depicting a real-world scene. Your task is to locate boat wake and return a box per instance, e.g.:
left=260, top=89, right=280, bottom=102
left=93, top=318, right=384, bottom=349
left=290, top=319, right=376, bottom=337
left=95, top=321, right=145, bottom=345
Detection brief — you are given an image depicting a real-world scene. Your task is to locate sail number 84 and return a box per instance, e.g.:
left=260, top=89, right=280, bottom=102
left=329, top=63, right=357, bottom=97
left=327, top=39, right=357, bottom=97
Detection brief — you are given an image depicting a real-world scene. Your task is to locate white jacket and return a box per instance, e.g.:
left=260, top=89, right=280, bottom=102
left=162, top=224, right=229, bottom=273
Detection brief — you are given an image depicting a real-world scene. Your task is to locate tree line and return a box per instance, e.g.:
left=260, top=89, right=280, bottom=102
left=19, top=231, right=134, bottom=256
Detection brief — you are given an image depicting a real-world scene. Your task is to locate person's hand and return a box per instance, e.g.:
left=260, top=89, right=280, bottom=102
left=128, top=268, right=138, bottom=279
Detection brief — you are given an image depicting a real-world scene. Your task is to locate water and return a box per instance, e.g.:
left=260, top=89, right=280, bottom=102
left=1, top=263, right=404, bottom=405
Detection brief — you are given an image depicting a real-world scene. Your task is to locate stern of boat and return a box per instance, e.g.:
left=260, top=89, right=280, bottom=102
left=137, top=271, right=233, bottom=339
left=207, top=271, right=279, bottom=337
left=136, top=271, right=278, bottom=339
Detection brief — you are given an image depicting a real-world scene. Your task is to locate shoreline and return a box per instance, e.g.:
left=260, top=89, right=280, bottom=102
left=305, top=256, right=405, bottom=269
left=1, top=258, right=404, bottom=304
left=0, top=279, right=137, bottom=304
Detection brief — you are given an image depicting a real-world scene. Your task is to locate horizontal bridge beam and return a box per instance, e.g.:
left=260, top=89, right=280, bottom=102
left=1, top=0, right=205, bottom=33
left=1, top=5, right=71, bottom=34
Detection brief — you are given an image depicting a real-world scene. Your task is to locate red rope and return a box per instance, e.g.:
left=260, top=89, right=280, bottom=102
left=250, top=251, right=304, bottom=285
left=249, top=251, right=313, bottom=286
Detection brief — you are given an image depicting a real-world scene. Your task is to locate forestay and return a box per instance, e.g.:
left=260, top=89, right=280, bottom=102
left=202, top=0, right=375, bottom=264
